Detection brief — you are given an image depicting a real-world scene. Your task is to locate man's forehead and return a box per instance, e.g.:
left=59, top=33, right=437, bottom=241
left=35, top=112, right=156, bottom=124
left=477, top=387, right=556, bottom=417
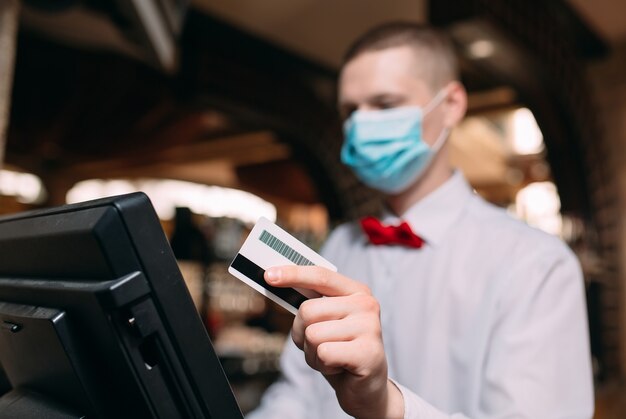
left=338, top=47, right=432, bottom=102
left=341, top=46, right=424, bottom=76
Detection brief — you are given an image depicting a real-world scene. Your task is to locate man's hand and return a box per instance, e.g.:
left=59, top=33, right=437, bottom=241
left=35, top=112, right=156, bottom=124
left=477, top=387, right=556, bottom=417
left=265, top=266, right=404, bottom=419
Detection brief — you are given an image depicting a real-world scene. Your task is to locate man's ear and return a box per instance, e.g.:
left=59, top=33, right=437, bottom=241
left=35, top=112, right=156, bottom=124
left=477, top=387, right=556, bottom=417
left=443, top=81, right=467, bottom=127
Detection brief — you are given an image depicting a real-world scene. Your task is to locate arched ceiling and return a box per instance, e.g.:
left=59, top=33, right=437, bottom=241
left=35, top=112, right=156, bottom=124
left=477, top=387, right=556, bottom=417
left=191, top=0, right=425, bottom=68
left=192, top=0, right=625, bottom=70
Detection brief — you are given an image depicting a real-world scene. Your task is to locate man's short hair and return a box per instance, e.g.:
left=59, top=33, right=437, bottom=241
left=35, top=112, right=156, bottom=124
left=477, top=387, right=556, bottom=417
left=342, top=22, right=459, bottom=91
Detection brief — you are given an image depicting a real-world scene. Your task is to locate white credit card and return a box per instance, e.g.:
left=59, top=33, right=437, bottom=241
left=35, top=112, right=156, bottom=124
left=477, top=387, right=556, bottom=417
left=228, top=217, right=336, bottom=315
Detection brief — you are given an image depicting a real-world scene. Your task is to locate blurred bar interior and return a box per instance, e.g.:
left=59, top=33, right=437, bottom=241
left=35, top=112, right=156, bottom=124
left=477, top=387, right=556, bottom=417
left=0, top=0, right=625, bottom=416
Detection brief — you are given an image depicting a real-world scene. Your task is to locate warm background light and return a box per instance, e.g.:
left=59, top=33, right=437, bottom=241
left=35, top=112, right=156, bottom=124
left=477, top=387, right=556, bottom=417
left=0, top=169, right=46, bottom=204
left=66, top=178, right=277, bottom=224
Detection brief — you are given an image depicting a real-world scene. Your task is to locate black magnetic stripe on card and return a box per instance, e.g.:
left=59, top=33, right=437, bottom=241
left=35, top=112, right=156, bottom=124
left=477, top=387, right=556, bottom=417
left=230, top=253, right=308, bottom=310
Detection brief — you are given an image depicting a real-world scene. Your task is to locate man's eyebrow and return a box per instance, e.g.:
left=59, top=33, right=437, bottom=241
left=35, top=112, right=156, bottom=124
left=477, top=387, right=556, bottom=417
left=338, top=92, right=405, bottom=107
left=367, top=93, right=406, bottom=103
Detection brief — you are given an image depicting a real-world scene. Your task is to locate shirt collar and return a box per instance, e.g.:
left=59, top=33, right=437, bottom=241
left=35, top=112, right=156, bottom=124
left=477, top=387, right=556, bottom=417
left=380, top=171, right=474, bottom=247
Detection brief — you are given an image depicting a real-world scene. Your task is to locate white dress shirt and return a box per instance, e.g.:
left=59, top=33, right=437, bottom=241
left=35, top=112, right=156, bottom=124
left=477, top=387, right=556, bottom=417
left=248, top=171, right=594, bottom=418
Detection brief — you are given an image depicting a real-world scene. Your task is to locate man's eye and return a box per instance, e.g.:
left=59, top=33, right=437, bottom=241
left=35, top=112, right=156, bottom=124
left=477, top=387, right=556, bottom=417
left=373, top=99, right=400, bottom=110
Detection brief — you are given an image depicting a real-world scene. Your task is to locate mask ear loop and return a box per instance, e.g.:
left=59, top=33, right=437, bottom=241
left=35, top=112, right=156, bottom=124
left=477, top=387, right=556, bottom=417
left=422, top=86, right=450, bottom=115
left=409, top=126, right=450, bottom=189
left=423, top=85, right=452, bottom=153
left=430, top=126, right=451, bottom=153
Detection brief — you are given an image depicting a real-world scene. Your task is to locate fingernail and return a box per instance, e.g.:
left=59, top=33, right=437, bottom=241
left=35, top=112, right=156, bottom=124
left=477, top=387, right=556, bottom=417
left=265, top=268, right=280, bottom=283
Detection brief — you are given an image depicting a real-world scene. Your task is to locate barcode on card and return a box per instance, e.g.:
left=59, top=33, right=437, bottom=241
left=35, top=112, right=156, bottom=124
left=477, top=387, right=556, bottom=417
left=259, top=230, right=314, bottom=266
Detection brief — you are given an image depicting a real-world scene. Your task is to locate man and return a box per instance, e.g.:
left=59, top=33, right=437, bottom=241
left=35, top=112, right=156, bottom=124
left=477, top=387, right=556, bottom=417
left=248, top=22, right=594, bottom=418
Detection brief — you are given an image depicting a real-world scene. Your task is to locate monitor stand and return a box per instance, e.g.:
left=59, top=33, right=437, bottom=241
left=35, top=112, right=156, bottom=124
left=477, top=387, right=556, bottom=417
left=0, top=301, right=88, bottom=418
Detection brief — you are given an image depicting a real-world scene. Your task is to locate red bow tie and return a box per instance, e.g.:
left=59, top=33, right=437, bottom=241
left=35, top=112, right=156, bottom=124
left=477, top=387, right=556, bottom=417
left=360, top=216, right=425, bottom=248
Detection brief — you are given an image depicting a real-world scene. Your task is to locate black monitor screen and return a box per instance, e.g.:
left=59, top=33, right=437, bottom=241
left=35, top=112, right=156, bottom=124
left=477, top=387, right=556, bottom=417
left=0, top=192, right=242, bottom=418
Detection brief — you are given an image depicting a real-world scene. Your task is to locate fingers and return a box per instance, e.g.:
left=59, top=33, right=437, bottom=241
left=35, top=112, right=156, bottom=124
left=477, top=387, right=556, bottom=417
left=303, top=338, right=342, bottom=376
left=314, top=338, right=386, bottom=378
left=292, top=294, right=380, bottom=349
left=292, top=296, right=383, bottom=377
left=305, top=317, right=376, bottom=346
left=265, top=265, right=370, bottom=297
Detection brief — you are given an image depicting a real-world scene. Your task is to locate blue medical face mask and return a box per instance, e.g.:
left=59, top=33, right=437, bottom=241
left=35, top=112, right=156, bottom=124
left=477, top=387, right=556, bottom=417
left=341, top=89, right=450, bottom=194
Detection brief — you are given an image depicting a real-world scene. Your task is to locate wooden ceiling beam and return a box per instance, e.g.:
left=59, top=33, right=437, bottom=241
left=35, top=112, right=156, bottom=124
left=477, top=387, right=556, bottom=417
left=50, top=131, right=290, bottom=180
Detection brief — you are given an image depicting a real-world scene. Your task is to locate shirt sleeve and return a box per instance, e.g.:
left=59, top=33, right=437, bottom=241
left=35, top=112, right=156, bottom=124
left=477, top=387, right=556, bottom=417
left=393, top=238, right=594, bottom=419
left=245, top=338, right=322, bottom=419
left=391, top=379, right=469, bottom=419
left=475, top=239, right=594, bottom=418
